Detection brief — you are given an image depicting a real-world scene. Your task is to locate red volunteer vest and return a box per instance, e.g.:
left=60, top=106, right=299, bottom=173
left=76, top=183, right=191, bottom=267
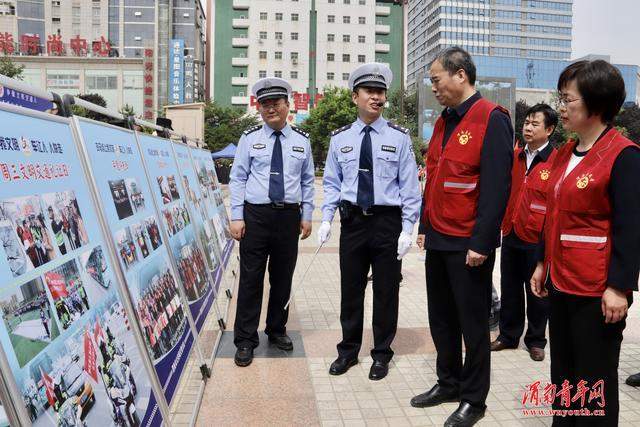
left=501, top=145, right=557, bottom=244
left=544, top=129, right=638, bottom=296
left=422, top=98, right=509, bottom=237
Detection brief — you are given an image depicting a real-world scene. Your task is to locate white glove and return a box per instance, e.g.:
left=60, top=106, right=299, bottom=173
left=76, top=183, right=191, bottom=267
left=317, top=221, right=332, bottom=245
left=397, top=232, right=413, bottom=260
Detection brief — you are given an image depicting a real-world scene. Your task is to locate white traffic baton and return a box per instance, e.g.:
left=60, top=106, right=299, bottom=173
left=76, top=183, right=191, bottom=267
left=284, top=242, right=324, bottom=310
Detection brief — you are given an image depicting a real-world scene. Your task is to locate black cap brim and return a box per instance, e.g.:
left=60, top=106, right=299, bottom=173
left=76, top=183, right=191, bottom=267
left=354, top=81, right=388, bottom=90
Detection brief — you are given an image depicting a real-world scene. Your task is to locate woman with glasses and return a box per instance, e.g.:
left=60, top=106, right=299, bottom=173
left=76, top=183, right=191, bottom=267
left=530, top=60, right=640, bottom=426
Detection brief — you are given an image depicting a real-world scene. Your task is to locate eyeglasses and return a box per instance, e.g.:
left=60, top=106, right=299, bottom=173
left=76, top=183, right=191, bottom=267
left=558, top=96, right=581, bottom=108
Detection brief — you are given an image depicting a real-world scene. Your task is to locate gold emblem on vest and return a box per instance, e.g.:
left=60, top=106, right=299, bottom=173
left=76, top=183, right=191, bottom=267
left=457, top=130, right=472, bottom=145
left=576, top=173, right=594, bottom=189
left=539, top=169, right=550, bottom=181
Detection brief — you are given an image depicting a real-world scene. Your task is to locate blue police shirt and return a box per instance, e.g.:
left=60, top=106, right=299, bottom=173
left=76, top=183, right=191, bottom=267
left=321, top=116, right=421, bottom=234
left=230, top=122, right=315, bottom=221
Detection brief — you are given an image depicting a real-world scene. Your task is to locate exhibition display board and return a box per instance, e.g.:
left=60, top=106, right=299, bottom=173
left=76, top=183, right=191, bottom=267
left=0, top=104, right=164, bottom=426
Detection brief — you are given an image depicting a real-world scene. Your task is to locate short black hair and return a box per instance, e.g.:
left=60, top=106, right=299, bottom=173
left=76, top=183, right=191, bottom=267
left=433, top=46, right=476, bottom=85
left=525, top=103, right=558, bottom=131
left=557, top=60, right=626, bottom=124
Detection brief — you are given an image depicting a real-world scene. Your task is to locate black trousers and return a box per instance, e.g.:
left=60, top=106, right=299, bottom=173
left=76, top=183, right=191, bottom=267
left=426, top=249, right=494, bottom=406
left=549, top=287, right=628, bottom=427
left=233, top=204, right=300, bottom=348
left=498, top=242, right=549, bottom=349
left=337, top=210, right=402, bottom=363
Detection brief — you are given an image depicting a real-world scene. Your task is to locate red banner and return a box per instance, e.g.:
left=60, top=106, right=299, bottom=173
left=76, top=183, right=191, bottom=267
left=83, top=329, right=98, bottom=382
left=44, top=272, right=68, bottom=299
left=40, top=367, right=55, bottom=407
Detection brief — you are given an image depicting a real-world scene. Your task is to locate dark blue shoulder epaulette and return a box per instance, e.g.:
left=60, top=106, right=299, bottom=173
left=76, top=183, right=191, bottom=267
left=243, top=125, right=262, bottom=136
left=331, top=123, right=352, bottom=137
left=291, top=126, right=309, bottom=139
left=387, top=122, right=409, bottom=134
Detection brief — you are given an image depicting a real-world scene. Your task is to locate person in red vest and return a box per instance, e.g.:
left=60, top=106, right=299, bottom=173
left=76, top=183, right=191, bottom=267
left=530, top=59, right=640, bottom=426
left=411, top=47, right=514, bottom=426
left=490, top=104, right=558, bottom=361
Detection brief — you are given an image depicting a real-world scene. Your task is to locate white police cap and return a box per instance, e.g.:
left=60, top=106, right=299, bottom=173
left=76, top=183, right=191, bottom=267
left=251, top=77, right=292, bottom=102
left=348, top=62, right=393, bottom=91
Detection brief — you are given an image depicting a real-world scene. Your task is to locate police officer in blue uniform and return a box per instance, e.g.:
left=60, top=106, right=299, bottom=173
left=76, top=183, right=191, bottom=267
left=229, top=77, right=315, bottom=367
left=318, top=63, right=421, bottom=380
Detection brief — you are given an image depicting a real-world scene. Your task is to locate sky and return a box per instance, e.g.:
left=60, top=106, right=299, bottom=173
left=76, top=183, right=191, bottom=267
left=572, top=0, right=640, bottom=65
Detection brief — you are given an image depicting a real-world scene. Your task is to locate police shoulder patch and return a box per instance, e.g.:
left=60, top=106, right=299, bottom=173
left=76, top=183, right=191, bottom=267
left=291, top=126, right=309, bottom=139
left=243, top=125, right=262, bottom=136
left=387, top=122, right=409, bottom=134
left=331, top=123, right=352, bottom=137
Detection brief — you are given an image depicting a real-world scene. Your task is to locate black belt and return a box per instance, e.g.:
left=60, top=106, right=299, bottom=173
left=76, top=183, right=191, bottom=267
left=342, top=201, right=400, bottom=217
left=246, top=201, right=301, bottom=210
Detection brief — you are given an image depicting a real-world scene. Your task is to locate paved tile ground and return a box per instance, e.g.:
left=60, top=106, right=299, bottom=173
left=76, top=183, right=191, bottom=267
left=180, top=180, right=640, bottom=426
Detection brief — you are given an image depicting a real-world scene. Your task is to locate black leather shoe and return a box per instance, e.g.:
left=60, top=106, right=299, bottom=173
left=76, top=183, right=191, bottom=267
left=410, top=384, right=459, bottom=408
left=444, top=402, right=485, bottom=427
left=329, top=357, right=358, bottom=375
left=626, top=372, right=640, bottom=387
left=268, top=334, right=293, bottom=351
left=234, top=347, right=253, bottom=367
left=368, top=361, right=388, bottom=381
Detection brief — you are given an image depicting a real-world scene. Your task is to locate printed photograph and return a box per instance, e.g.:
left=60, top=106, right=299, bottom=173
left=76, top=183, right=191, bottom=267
left=125, top=178, right=146, bottom=214
left=43, top=259, right=90, bottom=330
left=79, top=246, right=112, bottom=290
left=131, top=221, right=152, bottom=259
left=135, top=259, right=186, bottom=360
left=156, top=175, right=172, bottom=205
left=16, top=294, right=152, bottom=426
left=108, top=179, right=134, bottom=220
left=114, top=227, right=139, bottom=270
left=170, top=230, right=210, bottom=301
left=167, top=175, right=180, bottom=201
left=0, top=195, right=57, bottom=276
left=0, top=277, right=60, bottom=367
left=41, top=190, right=89, bottom=255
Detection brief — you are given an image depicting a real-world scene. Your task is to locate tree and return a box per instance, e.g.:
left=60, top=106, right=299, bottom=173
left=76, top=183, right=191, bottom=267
left=614, top=104, right=640, bottom=144
left=300, top=87, right=356, bottom=164
left=514, top=100, right=529, bottom=146
left=0, top=56, right=24, bottom=80
left=385, top=89, right=426, bottom=165
left=71, top=93, right=108, bottom=121
left=204, top=101, right=260, bottom=152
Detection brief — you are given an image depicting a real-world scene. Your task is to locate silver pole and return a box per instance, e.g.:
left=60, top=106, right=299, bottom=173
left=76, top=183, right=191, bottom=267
left=69, top=115, right=172, bottom=424
left=284, top=243, right=324, bottom=310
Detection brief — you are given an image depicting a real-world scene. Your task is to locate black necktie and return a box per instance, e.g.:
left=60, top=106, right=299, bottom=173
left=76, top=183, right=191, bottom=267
left=357, top=125, right=374, bottom=211
left=268, top=130, right=285, bottom=203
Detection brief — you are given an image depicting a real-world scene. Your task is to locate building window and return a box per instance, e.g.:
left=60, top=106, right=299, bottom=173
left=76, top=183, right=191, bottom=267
left=275, top=32, right=283, bottom=40
left=291, top=32, right=299, bottom=40
left=327, top=34, right=335, bottom=42
left=259, top=70, right=267, bottom=78
left=259, top=51, right=267, bottom=59
left=275, top=13, right=283, bottom=20
left=275, top=70, right=282, bottom=78
left=358, top=54, right=365, bottom=63
left=344, top=0, right=350, bottom=3
left=359, top=16, right=365, bottom=24
left=260, top=12, right=267, bottom=20
left=359, top=0, right=365, bottom=4
left=46, top=73, right=80, bottom=89
left=343, top=54, right=350, bottom=62
left=343, top=16, right=350, bottom=24
left=342, top=73, right=349, bottom=81
left=358, top=35, right=366, bottom=43
left=343, top=34, right=350, bottom=42
left=291, top=71, right=298, bottom=79
left=327, top=53, right=335, bottom=61
left=328, top=15, right=335, bottom=23
left=291, top=13, right=299, bottom=21
left=259, top=31, right=267, bottom=39
left=275, top=51, right=282, bottom=59
left=86, top=75, right=118, bottom=90
left=327, top=72, right=335, bottom=80
left=291, top=52, right=299, bottom=60
left=329, top=0, right=335, bottom=3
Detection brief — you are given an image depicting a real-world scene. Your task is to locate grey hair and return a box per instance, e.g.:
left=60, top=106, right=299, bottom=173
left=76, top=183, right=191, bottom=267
left=433, top=46, right=477, bottom=85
